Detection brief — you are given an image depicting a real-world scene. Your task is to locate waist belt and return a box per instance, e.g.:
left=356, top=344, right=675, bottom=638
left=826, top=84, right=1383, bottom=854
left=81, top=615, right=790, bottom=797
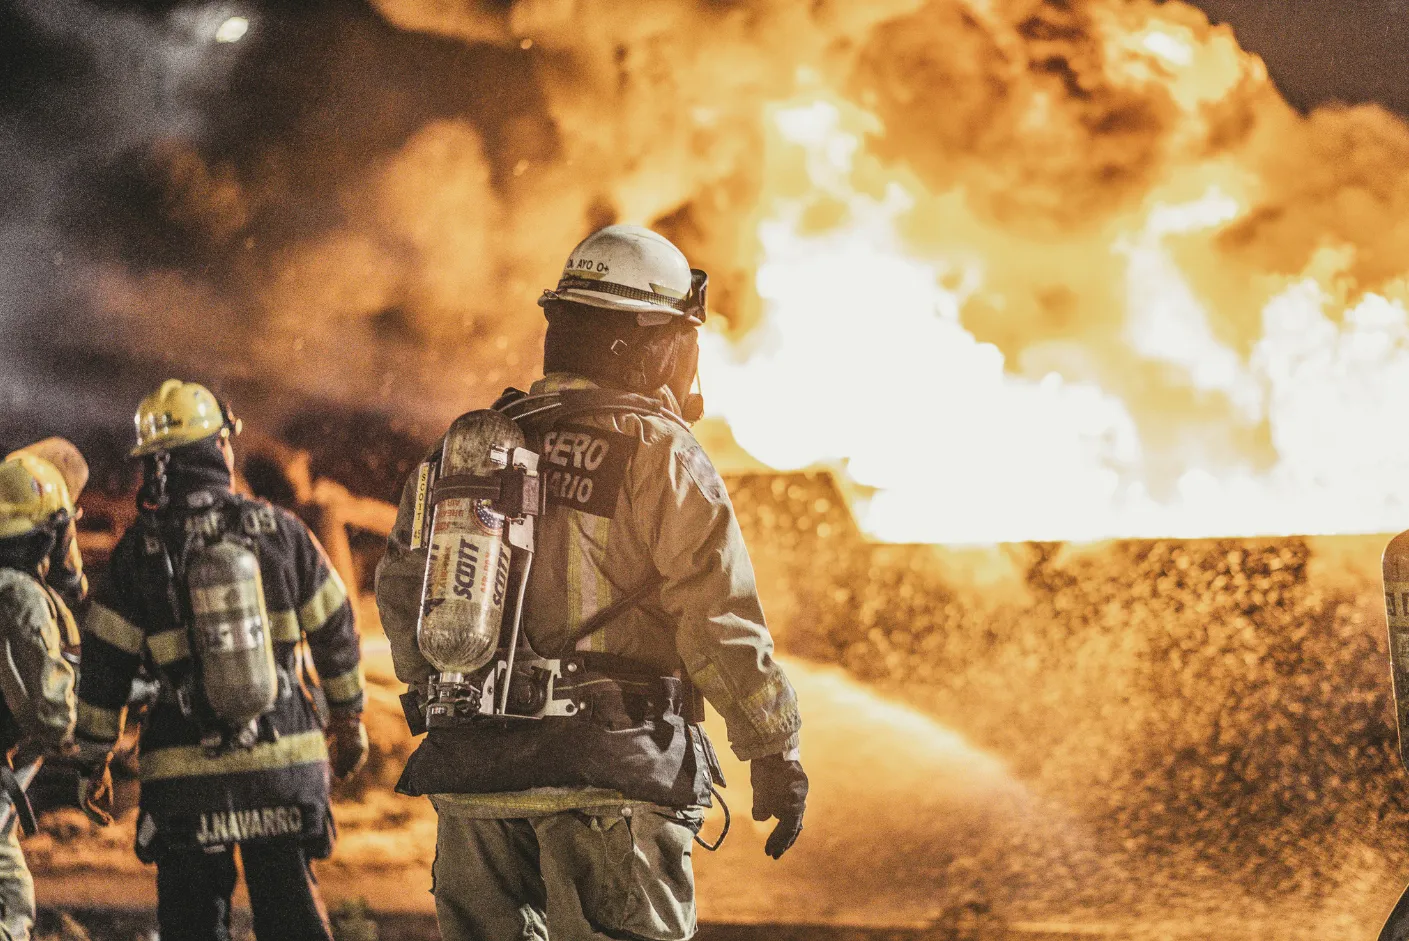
left=425, top=652, right=694, bottom=729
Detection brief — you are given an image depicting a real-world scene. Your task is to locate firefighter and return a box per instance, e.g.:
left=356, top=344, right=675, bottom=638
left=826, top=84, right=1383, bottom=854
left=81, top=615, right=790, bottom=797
left=0, top=453, right=80, bottom=941
left=74, top=380, right=368, bottom=941
left=377, top=224, right=807, bottom=941
left=4, top=439, right=90, bottom=614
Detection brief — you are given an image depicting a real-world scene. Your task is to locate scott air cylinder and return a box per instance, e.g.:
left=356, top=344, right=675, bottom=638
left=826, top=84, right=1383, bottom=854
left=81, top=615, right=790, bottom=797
left=417, top=410, right=521, bottom=674
left=186, top=540, right=278, bottom=727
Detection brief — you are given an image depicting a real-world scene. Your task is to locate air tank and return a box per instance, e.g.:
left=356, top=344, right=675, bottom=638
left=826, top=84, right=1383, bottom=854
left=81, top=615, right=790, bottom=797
left=186, top=540, right=278, bottom=726
left=417, top=410, right=520, bottom=674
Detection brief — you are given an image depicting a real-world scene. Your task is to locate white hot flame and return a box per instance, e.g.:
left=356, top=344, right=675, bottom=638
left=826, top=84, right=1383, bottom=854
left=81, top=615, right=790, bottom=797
left=699, top=98, right=1409, bottom=543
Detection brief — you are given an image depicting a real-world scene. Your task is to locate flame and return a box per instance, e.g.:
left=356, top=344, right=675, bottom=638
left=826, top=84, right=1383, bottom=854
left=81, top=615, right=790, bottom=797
left=697, top=14, right=1409, bottom=544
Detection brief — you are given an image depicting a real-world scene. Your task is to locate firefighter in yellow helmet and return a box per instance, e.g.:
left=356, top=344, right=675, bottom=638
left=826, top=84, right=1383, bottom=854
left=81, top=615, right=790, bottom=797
left=5, top=439, right=90, bottom=613
left=74, top=380, right=368, bottom=941
left=377, top=225, right=806, bottom=940
left=0, top=454, right=80, bottom=941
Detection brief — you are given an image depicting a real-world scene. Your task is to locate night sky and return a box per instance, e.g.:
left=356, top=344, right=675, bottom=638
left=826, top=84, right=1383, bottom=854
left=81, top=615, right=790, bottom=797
left=1183, top=0, right=1409, bottom=114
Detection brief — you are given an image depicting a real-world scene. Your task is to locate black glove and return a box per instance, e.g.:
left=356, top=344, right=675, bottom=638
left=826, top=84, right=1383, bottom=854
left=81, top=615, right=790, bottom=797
left=326, top=714, right=369, bottom=781
left=750, top=753, right=807, bottom=859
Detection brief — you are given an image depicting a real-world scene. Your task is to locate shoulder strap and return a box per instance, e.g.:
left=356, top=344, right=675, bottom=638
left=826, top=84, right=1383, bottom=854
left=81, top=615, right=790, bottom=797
left=491, top=387, right=529, bottom=411
left=556, top=574, right=666, bottom=658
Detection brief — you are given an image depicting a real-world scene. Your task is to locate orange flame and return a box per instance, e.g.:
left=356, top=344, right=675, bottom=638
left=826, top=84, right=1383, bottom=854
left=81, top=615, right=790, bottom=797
left=696, top=12, right=1409, bottom=544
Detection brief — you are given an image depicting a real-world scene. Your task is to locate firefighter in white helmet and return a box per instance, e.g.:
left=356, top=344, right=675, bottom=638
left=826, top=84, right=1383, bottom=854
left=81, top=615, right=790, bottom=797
left=74, top=380, right=368, bottom=941
left=0, top=453, right=80, bottom=941
left=377, top=224, right=806, bottom=940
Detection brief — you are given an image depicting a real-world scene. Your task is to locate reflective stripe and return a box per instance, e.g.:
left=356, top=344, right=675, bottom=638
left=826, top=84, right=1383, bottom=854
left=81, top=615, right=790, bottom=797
left=269, top=609, right=301, bottom=643
left=76, top=700, right=123, bottom=742
left=322, top=665, right=364, bottom=704
left=299, top=571, right=348, bottom=634
left=85, top=603, right=144, bottom=655
left=146, top=630, right=190, bottom=665
left=573, top=515, right=614, bottom=654
left=140, top=729, right=328, bottom=781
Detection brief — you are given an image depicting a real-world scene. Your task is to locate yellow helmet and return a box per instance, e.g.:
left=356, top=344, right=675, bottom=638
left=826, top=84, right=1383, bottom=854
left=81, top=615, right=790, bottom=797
left=131, top=379, right=242, bottom=457
left=5, top=438, right=89, bottom=502
left=0, top=454, right=74, bottom=539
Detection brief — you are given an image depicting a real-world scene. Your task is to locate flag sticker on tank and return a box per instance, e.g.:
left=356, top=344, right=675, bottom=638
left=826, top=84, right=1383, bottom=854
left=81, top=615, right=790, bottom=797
left=541, top=424, right=636, bottom=518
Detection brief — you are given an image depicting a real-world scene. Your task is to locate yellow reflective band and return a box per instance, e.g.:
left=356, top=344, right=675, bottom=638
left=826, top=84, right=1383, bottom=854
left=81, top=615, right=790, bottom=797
left=139, top=729, right=328, bottom=782
left=299, top=571, right=348, bottom=634
left=269, top=609, right=301, bottom=643
left=322, top=665, right=364, bottom=705
left=77, top=700, right=124, bottom=742
left=85, top=604, right=144, bottom=656
left=146, top=630, right=190, bottom=665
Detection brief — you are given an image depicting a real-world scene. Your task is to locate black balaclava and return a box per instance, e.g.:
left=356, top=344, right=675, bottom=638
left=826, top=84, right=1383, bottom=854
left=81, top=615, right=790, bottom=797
left=138, top=435, right=232, bottom=511
left=543, top=299, right=699, bottom=402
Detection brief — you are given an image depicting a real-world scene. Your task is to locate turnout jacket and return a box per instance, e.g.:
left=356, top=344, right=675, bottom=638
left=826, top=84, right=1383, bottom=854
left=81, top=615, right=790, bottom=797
left=75, top=474, right=364, bottom=853
left=376, top=373, right=801, bottom=816
left=0, top=568, right=76, bottom=753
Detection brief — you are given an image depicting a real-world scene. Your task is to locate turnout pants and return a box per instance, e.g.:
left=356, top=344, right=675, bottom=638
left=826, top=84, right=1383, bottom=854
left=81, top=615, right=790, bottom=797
left=0, top=823, right=33, bottom=941
left=155, top=839, right=332, bottom=941
left=433, top=808, right=700, bottom=941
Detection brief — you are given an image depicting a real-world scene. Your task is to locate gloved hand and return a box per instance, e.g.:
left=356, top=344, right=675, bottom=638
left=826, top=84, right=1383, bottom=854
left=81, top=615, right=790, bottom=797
left=77, top=760, right=114, bottom=826
left=750, top=753, right=808, bottom=859
left=326, top=714, right=369, bottom=781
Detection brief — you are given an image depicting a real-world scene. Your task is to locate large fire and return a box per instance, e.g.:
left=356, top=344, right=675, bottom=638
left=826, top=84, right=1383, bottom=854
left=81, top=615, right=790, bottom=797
left=697, top=12, right=1409, bottom=543
left=12, top=0, right=1409, bottom=544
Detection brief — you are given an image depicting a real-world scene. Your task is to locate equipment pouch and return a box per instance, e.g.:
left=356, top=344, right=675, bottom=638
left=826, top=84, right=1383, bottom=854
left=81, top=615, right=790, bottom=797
left=696, top=725, right=726, bottom=788
left=401, top=688, right=428, bottom=736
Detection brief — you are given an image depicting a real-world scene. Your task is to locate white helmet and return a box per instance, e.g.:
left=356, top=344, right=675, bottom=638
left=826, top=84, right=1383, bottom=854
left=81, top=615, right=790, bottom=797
left=539, top=224, right=708, bottom=326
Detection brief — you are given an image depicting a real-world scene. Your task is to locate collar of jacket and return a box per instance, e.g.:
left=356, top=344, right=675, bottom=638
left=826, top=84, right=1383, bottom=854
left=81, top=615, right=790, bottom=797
left=162, top=461, right=233, bottom=507
left=531, top=373, right=683, bottom=415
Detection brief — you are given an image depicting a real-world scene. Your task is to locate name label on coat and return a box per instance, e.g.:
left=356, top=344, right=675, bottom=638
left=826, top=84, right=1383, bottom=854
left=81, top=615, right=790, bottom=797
left=541, top=424, right=636, bottom=518
left=196, top=804, right=305, bottom=845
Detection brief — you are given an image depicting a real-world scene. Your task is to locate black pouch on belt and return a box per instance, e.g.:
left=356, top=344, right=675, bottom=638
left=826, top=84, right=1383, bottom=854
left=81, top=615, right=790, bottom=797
left=400, top=689, right=428, bottom=737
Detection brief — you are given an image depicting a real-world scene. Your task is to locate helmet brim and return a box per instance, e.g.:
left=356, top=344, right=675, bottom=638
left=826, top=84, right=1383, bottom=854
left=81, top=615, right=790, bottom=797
left=538, top=289, right=703, bottom=326
left=129, top=429, right=224, bottom=459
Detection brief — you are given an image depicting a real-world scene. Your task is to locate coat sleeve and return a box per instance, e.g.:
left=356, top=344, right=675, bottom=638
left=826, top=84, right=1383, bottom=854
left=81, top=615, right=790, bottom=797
left=374, top=459, right=437, bottom=688
left=629, top=427, right=802, bottom=761
left=0, top=578, right=76, bottom=750
left=288, top=517, right=365, bottom=716
left=75, top=534, right=147, bottom=764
